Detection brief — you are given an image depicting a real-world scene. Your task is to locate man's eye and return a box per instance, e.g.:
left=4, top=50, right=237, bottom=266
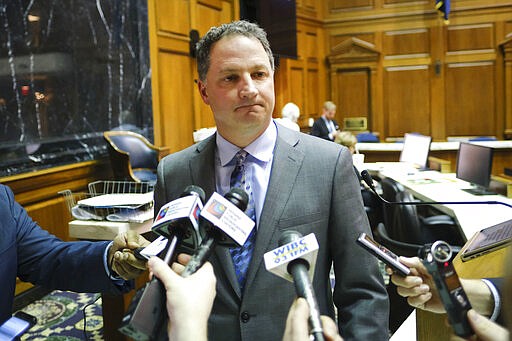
left=253, top=72, right=266, bottom=79
left=224, top=75, right=237, bottom=82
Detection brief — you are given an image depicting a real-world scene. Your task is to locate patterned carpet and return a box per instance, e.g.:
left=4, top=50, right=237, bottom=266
left=18, top=290, right=103, bottom=341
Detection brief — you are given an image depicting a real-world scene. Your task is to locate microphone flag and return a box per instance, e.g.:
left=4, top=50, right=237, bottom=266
left=152, top=193, right=203, bottom=238
left=200, top=191, right=255, bottom=246
left=264, top=233, right=319, bottom=282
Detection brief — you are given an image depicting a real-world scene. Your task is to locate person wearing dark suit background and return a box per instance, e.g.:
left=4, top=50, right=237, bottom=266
left=0, top=183, right=149, bottom=325
left=154, top=20, right=388, bottom=341
left=310, top=101, right=340, bottom=141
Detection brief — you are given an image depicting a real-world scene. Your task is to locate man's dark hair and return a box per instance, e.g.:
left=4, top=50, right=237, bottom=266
left=196, top=20, right=274, bottom=81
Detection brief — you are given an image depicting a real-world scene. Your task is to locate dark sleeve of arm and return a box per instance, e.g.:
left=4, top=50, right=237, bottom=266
left=12, top=189, right=131, bottom=294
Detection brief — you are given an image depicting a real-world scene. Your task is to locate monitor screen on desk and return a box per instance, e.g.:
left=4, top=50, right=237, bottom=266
left=456, top=142, right=494, bottom=195
left=399, top=133, right=432, bottom=169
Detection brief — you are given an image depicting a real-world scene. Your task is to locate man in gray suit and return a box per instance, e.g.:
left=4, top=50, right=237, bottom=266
left=154, top=20, right=389, bottom=340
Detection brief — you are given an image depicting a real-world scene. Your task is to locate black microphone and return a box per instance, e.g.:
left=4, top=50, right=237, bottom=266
left=360, top=169, right=512, bottom=208
left=119, top=185, right=206, bottom=341
left=181, top=187, right=251, bottom=277
left=277, top=231, right=324, bottom=341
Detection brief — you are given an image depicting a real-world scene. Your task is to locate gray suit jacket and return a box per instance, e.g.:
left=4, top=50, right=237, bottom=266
left=154, top=124, right=389, bottom=341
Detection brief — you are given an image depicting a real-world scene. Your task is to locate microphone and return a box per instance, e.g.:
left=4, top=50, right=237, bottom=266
left=264, top=231, right=324, bottom=341
left=360, top=169, right=512, bottom=208
left=119, top=185, right=206, bottom=341
left=181, top=187, right=254, bottom=277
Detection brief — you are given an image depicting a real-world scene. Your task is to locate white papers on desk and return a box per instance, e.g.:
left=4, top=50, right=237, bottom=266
left=72, top=192, right=154, bottom=223
left=77, top=192, right=154, bottom=209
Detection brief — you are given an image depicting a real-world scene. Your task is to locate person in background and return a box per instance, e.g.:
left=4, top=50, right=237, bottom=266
left=334, top=131, right=358, bottom=154
left=154, top=20, right=388, bottom=341
left=389, top=256, right=509, bottom=340
left=148, top=255, right=343, bottom=341
left=275, top=102, right=300, bottom=132
left=310, top=101, right=339, bottom=141
left=0, top=183, right=150, bottom=324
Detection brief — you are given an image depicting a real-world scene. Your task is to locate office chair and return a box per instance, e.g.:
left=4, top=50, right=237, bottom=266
left=103, top=131, right=166, bottom=184
left=395, top=190, right=463, bottom=247
left=379, top=177, right=405, bottom=239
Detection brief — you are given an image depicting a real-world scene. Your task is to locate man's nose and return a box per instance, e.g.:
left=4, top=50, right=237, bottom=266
left=240, top=76, right=258, bottom=98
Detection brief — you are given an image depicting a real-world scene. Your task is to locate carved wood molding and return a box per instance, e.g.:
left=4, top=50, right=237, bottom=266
left=327, top=37, right=381, bottom=65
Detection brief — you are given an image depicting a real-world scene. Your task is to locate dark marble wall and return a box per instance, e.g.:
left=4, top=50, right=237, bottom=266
left=0, top=0, right=152, bottom=176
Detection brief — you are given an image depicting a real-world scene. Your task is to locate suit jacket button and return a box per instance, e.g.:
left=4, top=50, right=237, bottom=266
left=241, top=311, right=250, bottom=323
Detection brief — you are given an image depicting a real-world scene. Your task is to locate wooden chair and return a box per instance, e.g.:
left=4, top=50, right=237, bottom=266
left=103, top=131, right=168, bottom=183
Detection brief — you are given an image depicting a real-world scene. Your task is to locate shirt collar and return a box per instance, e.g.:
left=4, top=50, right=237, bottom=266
left=216, top=121, right=277, bottom=166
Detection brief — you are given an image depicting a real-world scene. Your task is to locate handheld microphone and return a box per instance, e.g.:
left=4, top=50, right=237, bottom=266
left=360, top=169, right=512, bottom=208
left=264, top=231, right=324, bottom=341
left=119, top=185, right=206, bottom=341
left=181, top=187, right=254, bottom=277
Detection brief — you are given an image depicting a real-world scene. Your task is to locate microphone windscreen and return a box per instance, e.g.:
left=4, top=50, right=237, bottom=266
left=278, top=230, right=303, bottom=246
left=181, top=185, right=206, bottom=203
left=360, top=170, right=375, bottom=190
left=225, top=187, right=249, bottom=211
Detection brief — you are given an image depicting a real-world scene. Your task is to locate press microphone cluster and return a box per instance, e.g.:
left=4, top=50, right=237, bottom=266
left=119, top=185, right=205, bottom=340
left=119, top=186, right=255, bottom=340
left=182, top=188, right=254, bottom=277
left=360, top=169, right=512, bottom=209
left=264, top=231, right=325, bottom=341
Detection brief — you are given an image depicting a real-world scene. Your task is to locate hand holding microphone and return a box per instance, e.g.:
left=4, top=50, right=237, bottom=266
left=147, top=256, right=216, bottom=341
left=109, top=230, right=151, bottom=279
left=119, top=185, right=206, bottom=340
left=264, top=231, right=325, bottom=341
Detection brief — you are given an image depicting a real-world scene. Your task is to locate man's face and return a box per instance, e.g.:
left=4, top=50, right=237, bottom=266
left=197, top=35, right=275, bottom=146
left=324, top=107, right=336, bottom=120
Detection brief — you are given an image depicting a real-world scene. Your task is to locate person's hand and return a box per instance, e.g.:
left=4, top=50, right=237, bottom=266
left=450, top=309, right=509, bottom=341
left=148, top=256, right=216, bottom=341
left=388, top=256, right=446, bottom=313
left=282, top=298, right=343, bottom=341
left=108, top=231, right=151, bottom=280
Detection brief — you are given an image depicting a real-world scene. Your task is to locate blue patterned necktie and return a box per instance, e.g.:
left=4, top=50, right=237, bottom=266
left=229, top=150, right=256, bottom=290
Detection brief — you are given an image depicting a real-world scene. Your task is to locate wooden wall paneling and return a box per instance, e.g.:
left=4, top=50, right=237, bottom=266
left=328, top=37, right=380, bottom=131
left=500, top=36, right=512, bottom=138
left=335, top=69, right=370, bottom=126
left=430, top=23, right=446, bottom=140
left=155, top=0, right=191, bottom=34
left=445, top=62, right=496, bottom=136
left=446, top=23, right=494, bottom=52
left=383, top=28, right=430, bottom=56
left=329, top=0, right=374, bottom=11
left=149, top=0, right=193, bottom=148
left=494, top=21, right=506, bottom=140
left=384, top=65, right=431, bottom=137
left=157, top=52, right=196, bottom=152
left=306, top=65, right=321, bottom=124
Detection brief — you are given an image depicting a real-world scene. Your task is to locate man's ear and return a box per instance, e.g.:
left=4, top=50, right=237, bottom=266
left=197, top=80, right=209, bottom=105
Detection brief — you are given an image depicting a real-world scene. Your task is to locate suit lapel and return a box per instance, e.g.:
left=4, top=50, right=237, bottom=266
left=243, top=127, right=304, bottom=293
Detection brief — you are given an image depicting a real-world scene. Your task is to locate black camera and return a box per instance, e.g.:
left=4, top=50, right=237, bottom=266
left=420, top=240, right=473, bottom=338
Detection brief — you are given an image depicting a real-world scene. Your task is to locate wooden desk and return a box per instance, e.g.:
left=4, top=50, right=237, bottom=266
left=373, top=166, right=512, bottom=241
left=69, top=219, right=152, bottom=340
left=358, top=140, right=512, bottom=176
